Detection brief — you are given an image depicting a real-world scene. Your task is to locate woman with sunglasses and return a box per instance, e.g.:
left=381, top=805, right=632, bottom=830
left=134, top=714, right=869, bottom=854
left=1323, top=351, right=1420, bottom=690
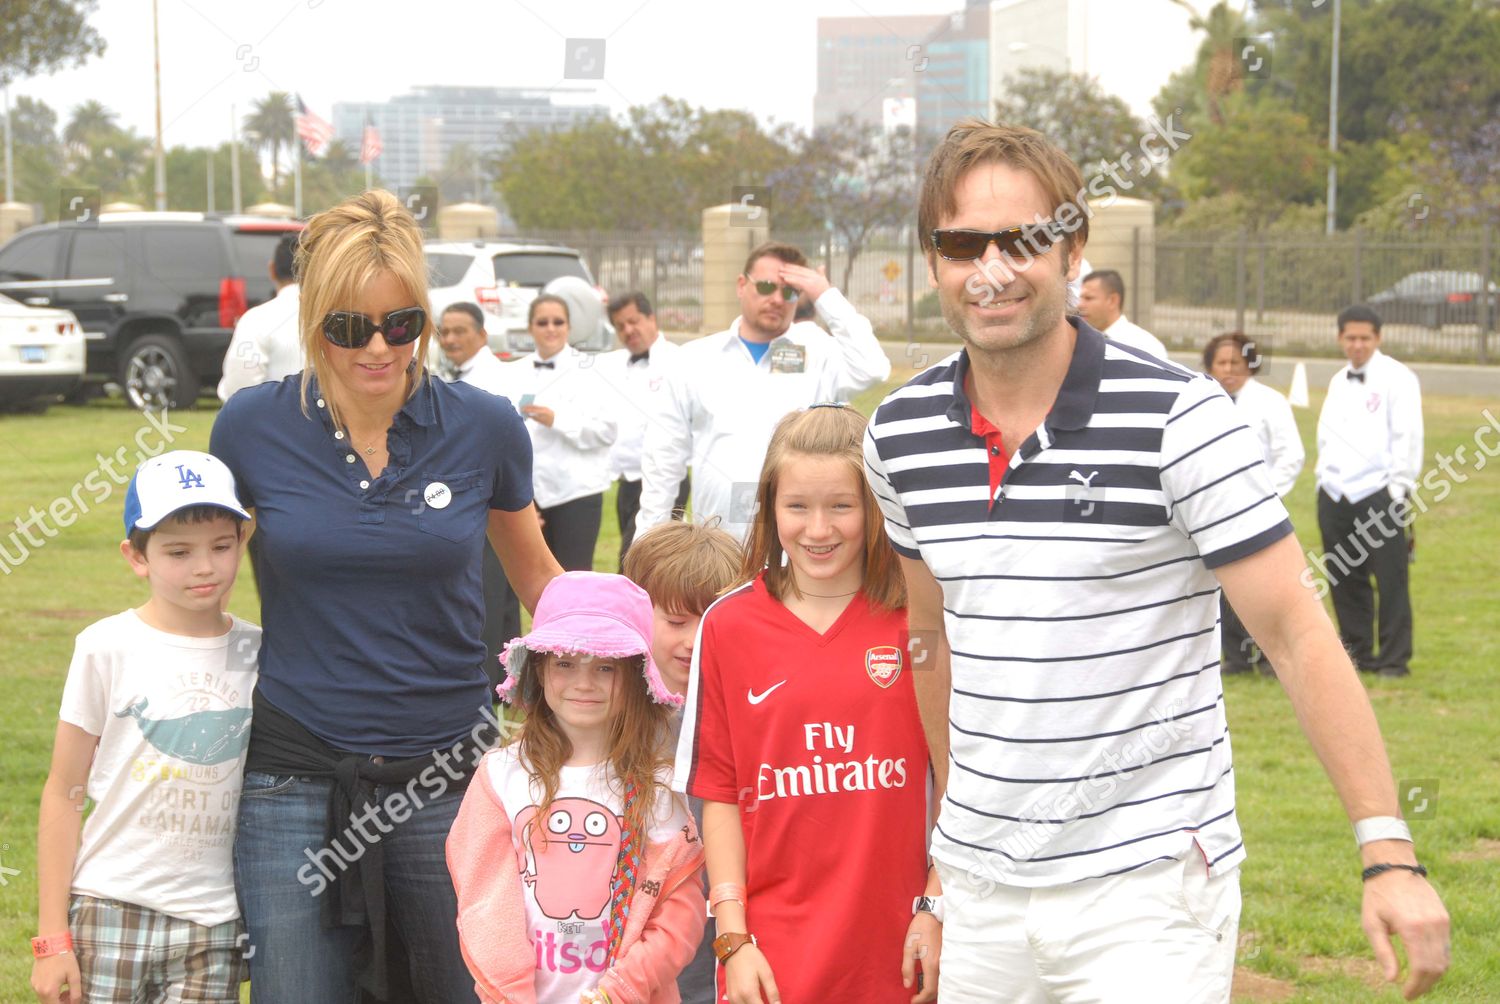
left=496, top=294, right=617, bottom=572
left=209, top=189, right=561, bottom=1004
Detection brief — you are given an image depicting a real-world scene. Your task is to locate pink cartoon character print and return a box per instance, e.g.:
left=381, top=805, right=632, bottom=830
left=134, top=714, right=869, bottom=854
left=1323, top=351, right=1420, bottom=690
left=514, top=798, right=623, bottom=920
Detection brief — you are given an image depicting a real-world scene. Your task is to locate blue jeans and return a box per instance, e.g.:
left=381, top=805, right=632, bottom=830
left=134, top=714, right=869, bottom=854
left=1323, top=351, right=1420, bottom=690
left=234, top=771, right=477, bottom=1003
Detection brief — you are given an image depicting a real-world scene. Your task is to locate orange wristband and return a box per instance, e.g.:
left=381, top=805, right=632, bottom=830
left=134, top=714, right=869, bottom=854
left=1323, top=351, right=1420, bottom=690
left=32, top=931, right=73, bottom=959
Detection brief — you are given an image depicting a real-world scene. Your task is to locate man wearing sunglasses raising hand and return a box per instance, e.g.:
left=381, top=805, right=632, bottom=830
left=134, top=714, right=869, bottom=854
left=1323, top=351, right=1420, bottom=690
left=863, top=120, right=1449, bottom=1003
left=637, top=240, right=889, bottom=540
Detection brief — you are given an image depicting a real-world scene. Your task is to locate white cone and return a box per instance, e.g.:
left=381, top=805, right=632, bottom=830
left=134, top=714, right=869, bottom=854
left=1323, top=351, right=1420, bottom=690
left=1288, top=361, right=1310, bottom=408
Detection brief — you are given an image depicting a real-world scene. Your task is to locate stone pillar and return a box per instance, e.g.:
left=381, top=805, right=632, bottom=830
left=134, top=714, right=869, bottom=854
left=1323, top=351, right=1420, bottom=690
left=1083, top=196, right=1155, bottom=331
left=702, top=203, right=768, bottom=334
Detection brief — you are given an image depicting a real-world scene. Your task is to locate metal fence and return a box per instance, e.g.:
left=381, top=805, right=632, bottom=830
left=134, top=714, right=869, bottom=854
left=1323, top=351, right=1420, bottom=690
left=501, top=226, right=1498, bottom=364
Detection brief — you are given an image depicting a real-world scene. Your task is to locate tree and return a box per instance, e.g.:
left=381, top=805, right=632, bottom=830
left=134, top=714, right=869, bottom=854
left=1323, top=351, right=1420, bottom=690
left=0, top=0, right=105, bottom=86
left=495, top=98, right=793, bottom=232
left=7, top=95, right=65, bottom=209
left=62, top=99, right=117, bottom=164
left=1168, top=1, right=1254, bottom=126
left=243, top=92, right=296, bottom=198
left=993, top=67, right=1171, bottom=200
left=768, top=116, right=916, bottom=290
left=1168, top=93, right=1327, bottom=228
left=1251, top=0, right=1500, bottom=225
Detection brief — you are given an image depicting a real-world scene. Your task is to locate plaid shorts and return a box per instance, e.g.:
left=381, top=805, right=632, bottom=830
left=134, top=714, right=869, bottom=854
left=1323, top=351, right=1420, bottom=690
left=69, top=895, right=247, bottom=1003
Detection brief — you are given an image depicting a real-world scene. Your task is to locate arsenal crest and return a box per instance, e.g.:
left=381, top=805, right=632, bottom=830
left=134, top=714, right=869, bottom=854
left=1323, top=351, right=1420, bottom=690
left=865, top=646, right=903, bottom=688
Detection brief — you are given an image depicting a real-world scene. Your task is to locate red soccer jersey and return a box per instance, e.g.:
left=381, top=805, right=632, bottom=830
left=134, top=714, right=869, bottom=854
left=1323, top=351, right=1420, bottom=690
left=675, top=574, right=929, bottom=1003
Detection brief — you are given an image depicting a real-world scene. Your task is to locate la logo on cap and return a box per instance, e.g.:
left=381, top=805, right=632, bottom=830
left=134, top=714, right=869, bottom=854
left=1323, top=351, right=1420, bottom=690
left=176, top=464, right=205, bottom=489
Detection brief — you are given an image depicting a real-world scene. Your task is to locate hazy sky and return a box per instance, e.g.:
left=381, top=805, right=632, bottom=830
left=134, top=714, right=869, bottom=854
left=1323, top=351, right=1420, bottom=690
left=13, top=0, right=1212, bottom=148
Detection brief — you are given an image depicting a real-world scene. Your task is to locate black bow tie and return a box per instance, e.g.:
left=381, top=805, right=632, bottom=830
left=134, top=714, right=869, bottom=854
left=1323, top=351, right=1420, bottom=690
left=533, top=360, right=555, bottom=370
left=1347, top=370, right=1365, bottom=383
left=628, top=351, right=650, bottom=365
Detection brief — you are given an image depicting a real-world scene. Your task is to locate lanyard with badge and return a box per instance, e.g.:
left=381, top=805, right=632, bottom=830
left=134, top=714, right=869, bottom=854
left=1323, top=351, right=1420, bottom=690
left=768, top=344, right=806, bottom=374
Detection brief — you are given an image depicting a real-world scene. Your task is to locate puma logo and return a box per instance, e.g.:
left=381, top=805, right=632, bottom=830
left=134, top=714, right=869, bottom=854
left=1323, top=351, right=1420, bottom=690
left=1068, top=470, right=1100, bottom=489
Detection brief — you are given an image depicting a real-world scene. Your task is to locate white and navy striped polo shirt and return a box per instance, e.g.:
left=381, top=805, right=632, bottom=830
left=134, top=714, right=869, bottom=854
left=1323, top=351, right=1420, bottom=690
left=864, top=319, right=1293, bottom=886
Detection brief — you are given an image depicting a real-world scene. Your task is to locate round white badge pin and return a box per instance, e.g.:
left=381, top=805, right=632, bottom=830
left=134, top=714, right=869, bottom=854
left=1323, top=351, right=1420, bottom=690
left=424, top=482, right=452, bottom=509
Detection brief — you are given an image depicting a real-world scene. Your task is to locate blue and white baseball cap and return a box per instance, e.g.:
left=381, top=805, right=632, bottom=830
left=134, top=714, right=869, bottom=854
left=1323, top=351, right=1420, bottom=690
left=123, top=450, right=250, bottom=536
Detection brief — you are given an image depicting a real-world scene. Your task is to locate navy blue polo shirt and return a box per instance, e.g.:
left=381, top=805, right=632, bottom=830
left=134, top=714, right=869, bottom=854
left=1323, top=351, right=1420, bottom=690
left=210, top=373, right=532, bottom=756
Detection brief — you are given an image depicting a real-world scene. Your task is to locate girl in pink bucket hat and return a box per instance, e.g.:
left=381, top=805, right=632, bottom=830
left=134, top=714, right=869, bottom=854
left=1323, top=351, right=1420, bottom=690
left=447, top=571, right=706, bottom=1004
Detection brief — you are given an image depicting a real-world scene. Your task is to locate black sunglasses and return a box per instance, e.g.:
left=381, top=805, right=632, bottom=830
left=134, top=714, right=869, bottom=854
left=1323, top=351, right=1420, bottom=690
left=747, top=277, right=799, bottom=302
left=930, top=222, right=1065, bottom=262
left=321, top=306, right=428, bottom=349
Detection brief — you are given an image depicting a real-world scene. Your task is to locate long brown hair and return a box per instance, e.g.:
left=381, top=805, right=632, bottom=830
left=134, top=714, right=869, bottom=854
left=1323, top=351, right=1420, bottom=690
left=741, top=406, right=906, bottom=612
left=509, top=650, right=673, bottom=848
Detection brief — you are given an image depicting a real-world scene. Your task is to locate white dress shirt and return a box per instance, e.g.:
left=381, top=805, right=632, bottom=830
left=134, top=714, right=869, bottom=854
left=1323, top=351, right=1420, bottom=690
left=599, top=335, right=680, bottom=481
left=494, top=346, right=617, bottom=509
left=638, top=288, right=890, bottom=539
left=217, top=284, right=303, bottom=400
left=1316, top=349, right=1424, bottom=502
left=1230, top=377, right=1304, bottom=497
left=1103, top=314, right=1168, bottom=359
left=451, top=344, right=510, bottom=397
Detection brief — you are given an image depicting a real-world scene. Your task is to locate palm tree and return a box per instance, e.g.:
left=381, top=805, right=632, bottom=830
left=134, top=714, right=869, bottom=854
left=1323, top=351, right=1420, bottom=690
left=63, top=100, right=118, bottom=164
left=1170, top=0, right=1252, bottom=125
left=243, top=92, right=296, bottom=198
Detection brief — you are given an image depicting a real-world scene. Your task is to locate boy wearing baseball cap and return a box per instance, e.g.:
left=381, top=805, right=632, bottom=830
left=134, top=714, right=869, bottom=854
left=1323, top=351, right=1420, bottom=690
left=32, top=450, right=259, bottom=1004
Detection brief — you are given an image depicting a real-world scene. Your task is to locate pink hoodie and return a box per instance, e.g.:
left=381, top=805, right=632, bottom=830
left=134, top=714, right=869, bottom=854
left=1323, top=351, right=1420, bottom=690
left=447, top=750, right=707, bottom=1004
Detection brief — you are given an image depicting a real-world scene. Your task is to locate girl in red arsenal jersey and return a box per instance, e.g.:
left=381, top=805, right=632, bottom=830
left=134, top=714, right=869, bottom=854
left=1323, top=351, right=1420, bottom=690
left=673, top=405, right=938, bottom=1004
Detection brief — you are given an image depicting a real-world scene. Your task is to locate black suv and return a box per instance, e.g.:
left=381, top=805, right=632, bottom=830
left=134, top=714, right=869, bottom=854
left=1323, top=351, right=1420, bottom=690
left=0, top=212, right=303, bottom=409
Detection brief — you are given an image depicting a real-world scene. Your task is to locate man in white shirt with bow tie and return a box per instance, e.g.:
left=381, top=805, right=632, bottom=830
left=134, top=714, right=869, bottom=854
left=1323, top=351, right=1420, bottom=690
left=603, top=291, right=689, bottom=567
left=1315, top=304, right=1424, bottom=678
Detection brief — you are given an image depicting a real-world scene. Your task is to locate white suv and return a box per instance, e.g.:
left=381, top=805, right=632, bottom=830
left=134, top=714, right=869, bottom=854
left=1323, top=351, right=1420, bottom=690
left=424, top=240, right=614, bottom=356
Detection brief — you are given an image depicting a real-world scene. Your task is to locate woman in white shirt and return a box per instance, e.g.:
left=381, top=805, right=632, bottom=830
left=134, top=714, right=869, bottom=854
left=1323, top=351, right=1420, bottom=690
left=502, top=295, right=617, bottom=570
left=1204, top=331, right=1305, bottom=675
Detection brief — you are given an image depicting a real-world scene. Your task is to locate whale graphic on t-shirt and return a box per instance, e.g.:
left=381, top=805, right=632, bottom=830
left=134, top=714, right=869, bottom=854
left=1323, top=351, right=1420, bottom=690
left=114, top=697, right=253, bottom=766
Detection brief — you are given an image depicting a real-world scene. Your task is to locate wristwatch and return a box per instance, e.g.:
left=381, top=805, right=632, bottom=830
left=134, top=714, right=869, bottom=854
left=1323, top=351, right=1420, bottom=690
left=712, top=931, right=758, bottom=963
left=32, top=932, right=73, bottom=959
left=913, top=895, right=945, bottom=923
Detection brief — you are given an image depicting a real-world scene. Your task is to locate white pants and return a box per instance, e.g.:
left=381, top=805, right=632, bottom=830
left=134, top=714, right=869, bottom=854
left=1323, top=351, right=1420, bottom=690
left=935, top=853, right=1240, bottom=1003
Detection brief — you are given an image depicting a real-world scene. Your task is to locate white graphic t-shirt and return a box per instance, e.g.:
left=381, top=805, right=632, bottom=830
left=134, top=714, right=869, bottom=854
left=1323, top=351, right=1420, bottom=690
left=59, top=610, right=260, bottom=926
left=486, top=746, right=691, bottom=1004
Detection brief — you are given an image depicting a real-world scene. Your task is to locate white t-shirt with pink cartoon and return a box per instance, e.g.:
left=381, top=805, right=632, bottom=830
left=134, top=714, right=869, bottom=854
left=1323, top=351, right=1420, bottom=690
left=487, top=746, right=692, bottom=1004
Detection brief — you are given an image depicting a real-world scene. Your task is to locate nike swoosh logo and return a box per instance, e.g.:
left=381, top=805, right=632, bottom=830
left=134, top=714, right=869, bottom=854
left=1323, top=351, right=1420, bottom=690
left=747, top=681, right=787, bottom=705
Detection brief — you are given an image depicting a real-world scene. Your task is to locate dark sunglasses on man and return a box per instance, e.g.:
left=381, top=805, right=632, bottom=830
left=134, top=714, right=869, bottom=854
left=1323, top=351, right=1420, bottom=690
left=321, top=306, right=428, bottom=349
left=929, top=221, right=1066, bottom=262
left=746, top=277, right=800, bottom=302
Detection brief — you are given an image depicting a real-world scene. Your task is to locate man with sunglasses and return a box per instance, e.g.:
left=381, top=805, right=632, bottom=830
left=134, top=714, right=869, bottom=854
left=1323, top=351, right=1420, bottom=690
left=863, top=119, right=1448, bottom=1002
left=637, top=240, right=888, bottom=540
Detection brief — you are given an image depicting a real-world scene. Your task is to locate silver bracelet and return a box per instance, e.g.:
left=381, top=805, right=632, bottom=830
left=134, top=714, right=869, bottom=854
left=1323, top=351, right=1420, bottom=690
left=1353, top=816, right=1412, bottom=847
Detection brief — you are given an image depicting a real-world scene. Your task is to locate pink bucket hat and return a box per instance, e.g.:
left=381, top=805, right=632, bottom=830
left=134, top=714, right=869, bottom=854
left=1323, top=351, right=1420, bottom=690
left=496, top=571, right=682, bottom=708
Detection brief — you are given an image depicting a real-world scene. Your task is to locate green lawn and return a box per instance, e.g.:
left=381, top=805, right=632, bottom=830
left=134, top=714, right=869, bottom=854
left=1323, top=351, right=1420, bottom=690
left=1, top=383, right=1496, bottom=1001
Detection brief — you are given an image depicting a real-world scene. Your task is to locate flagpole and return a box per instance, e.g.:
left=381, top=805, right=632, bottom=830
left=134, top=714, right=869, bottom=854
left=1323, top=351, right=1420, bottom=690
left=365, top=160, right=372, bottom=193
left=294, top=141, right=302, bottom=218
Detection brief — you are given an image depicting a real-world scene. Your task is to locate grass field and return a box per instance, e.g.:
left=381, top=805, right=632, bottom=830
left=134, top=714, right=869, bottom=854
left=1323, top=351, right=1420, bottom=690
left=1, top=381, right=1497, bottom=1002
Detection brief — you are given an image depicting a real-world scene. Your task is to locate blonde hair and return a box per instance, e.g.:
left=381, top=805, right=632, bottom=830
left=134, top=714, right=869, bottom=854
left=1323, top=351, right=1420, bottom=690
left=623, top=520, right=744, bottom=616
left=511, top=651, right=671, bottom=853
left=294, top=189, right=434, bottom=429
left=741, top=406, right=906, bottom=613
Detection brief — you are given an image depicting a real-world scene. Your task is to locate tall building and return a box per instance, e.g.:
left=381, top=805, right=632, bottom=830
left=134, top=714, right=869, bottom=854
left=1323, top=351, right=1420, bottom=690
left=814, top=14, right=949, bottom=130
left=332, top=86, right=607, bottom=194
left=987, top=0, right=1086, bottom=107
left=914, top=1, right=992, bottom=140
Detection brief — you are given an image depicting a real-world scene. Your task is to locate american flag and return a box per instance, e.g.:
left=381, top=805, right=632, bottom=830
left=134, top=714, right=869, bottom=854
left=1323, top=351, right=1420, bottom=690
left=295, top=95, right=334, bottom=156
left=360, top=113, right=383, bottom=165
